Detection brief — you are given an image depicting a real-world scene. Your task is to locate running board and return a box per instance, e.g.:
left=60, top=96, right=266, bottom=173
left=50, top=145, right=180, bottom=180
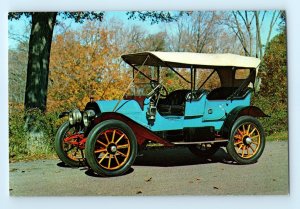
left=173, top=139, right=228, bottom=145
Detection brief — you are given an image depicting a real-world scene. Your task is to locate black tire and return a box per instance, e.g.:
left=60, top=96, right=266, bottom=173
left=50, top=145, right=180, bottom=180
left=54, top=121, right=85, bottom=167
left=226, top=116, right=265, bottom=164
left=85, top=120, right=137, bottom=177
left=189, top=143, right=220, bottom=157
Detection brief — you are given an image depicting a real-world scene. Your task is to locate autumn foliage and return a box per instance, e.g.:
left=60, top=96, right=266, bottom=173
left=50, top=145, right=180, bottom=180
left=252, top=31, right=287, bottom=134
left=48, top=22, right=130, bottom=111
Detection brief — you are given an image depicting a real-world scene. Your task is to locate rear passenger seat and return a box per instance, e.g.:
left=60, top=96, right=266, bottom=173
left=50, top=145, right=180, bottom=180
left=206, top=87, right=252, bottom=100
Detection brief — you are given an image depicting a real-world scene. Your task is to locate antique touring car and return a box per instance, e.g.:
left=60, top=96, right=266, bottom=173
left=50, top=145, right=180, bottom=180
left=55, top=51, right=268, bottom=176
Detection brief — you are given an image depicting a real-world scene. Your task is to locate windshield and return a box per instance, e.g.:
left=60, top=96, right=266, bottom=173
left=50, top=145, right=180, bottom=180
left=128, top=66, right=157, bottom=96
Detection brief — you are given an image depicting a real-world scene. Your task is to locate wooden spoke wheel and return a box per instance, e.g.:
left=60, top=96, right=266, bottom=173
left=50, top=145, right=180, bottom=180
left=226, top=116, right=265, bottom=164
left=55, top=122, right=86, bottom=167
left=85, top=120, right=137, bottom=177
left=233, top=123, right=261, bottom=158
left=94, top=129, right=131, bottom=170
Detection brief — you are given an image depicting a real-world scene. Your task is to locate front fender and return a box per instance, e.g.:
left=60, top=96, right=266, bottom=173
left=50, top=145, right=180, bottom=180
left=221, top=106, right=269, bottom=138
left=88, top=112, right=173, bottom=147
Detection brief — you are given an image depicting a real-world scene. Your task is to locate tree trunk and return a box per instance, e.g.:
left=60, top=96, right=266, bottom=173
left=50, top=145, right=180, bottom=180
left=24, top=12, right=57, bottom=112
left=254, top=11, right=262, bottom=59
left=23, top=13, right=57, bottom=152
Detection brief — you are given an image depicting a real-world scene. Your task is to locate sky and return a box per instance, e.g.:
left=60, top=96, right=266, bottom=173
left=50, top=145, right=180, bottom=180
left=8, top=11, right=163, bottom=49
left=8, top=11, right=282, bottom=50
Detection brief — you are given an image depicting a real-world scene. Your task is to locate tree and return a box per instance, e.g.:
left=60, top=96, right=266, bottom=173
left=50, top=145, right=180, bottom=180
left=24, top=12, right=57, bottom=112
left=126, top=11, right=186, bottom=24
left=8, top=41, right=28, bottom=104
left=260, top=10, right=286, bottom=98
left=227, top=11, right=254, bottom=56
left=167, top=12, right=221, bottom=53
left=260, top=30, right=287, bottom=101
left=8, top=11, right=186, bottom=114
left=225, top=11, right=281, bottom=58
left=48, top=22, right=130, bottom=111
left=253, top=14, right=287, bottom=134
left=8, top=12, right=104, bottom=113
left=191, top=12, right=219, bottom=53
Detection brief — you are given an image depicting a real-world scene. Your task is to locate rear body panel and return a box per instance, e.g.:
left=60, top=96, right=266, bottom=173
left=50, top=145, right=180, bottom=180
left=94, top=93, right=251, bottom=133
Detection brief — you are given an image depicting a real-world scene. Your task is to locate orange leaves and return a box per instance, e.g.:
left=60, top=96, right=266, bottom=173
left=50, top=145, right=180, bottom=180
left=48, top=22, right=128, bottom=111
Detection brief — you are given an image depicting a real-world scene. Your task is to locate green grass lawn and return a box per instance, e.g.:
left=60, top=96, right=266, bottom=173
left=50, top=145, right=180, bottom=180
left=266, top=131, right=288, bottom=141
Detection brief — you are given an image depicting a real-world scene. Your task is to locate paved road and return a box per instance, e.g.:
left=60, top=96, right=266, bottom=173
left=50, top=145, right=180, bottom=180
left=9, top=141, right=288, bottom=196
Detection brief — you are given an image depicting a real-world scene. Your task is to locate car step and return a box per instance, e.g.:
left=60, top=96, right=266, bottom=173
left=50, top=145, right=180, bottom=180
left=173, top=139, right=228, bottom=145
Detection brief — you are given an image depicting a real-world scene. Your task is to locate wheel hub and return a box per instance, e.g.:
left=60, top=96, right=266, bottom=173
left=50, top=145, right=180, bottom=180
left=110, top=145, right=117, bottom=153
left=243, top=136, right=252, bottom=145
left=107, top=143, right=117, bottom=154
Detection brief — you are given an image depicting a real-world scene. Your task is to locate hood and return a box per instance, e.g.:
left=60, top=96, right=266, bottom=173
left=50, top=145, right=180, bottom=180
left=95, top=99, right=144, bottom=114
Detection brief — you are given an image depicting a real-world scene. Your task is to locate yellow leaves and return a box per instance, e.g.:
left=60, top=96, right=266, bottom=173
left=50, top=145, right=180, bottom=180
left=48, top=23, right=128, bottom=111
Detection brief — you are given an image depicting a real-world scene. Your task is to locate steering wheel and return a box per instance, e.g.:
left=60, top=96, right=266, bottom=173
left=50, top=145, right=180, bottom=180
left=147, top=80, right=168, bottom=98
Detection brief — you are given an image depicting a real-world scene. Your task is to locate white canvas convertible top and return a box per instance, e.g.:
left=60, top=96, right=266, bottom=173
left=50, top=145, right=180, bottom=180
left=122, top=51, right=261, bottom=69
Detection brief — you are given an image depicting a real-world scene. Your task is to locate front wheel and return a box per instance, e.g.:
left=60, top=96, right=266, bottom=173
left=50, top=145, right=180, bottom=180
left=54, top=122, right=85, bottom=167
left=85, top=120, right=137, bottom=177
left=226, top=116, right=265, bottom=164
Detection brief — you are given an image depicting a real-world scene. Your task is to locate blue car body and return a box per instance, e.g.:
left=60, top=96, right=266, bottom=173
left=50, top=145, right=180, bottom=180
left=56, top=51, right=269, bottom=176
left=95, top=92, right=251, bottom=132
left=80, top=51, right=267, bottom=142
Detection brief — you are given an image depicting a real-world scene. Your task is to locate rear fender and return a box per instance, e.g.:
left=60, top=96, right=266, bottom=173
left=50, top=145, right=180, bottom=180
left=221, top=106, right=269, bottom=138
left=89, top=112, right=173, bottom=147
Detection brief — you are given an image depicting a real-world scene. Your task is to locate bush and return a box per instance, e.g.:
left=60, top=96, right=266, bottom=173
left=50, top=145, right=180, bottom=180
left=9, top=111, right=28, bottom=157
left=253, top=31, right=288, bottom=136
left=252, top=94, right=287, bottom=135
left=9, top=105, right=64, bottom=160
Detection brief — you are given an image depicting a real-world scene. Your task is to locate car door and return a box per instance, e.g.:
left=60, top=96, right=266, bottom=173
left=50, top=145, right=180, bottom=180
left=184, top=93, right=207, bottom=118
left=202, top=100, right=227, bottom=121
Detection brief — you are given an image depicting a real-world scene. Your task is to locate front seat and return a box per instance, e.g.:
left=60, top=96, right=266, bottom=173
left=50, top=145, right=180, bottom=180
left=158, top=90, right=190, bottom=116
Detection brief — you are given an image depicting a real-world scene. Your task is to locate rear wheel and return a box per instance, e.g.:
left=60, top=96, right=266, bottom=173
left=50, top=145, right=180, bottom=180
left=85, top=120, right=137, bottom=177
left=189, top=143, right=220, bottom=157
left=54, top=122, right=85, bottom=167
left=226, top=116, right=265, bottom=164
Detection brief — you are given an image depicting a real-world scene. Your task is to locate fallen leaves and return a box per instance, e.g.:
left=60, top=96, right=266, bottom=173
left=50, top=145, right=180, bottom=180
left=9, top=168, right=18, bottom=172
left=144, top=177, right=152, bottom=182
left=188, top=177, right=201, bottom=184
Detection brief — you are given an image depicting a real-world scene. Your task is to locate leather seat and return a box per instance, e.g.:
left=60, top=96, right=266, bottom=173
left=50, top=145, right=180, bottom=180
left=158, top=90, right=190, bottom=116
left=207, top=87, right=252, bottom=100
